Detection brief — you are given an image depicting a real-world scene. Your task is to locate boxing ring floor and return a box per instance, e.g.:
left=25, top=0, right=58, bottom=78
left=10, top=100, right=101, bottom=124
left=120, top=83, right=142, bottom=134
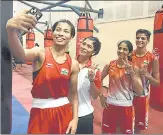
left=11, top=64, right=163, bottom=134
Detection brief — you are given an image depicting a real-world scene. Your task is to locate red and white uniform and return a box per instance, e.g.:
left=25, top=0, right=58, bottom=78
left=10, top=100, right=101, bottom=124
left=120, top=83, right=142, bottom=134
left=28, top=48, right=72, bottom=134
left=77, top=58, right=102, bottom=117
left=102, top=60, right=135, bottom=134
left=132, top=50, right=155, bottom=130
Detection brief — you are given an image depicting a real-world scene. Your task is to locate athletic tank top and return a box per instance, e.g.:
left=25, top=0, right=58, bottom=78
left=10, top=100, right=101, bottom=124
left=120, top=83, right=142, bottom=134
left=132, top=50, right=155, bottom=95
left=31, top=47, right=72, bottom=99
left=107, top=60, right=134, bottom=100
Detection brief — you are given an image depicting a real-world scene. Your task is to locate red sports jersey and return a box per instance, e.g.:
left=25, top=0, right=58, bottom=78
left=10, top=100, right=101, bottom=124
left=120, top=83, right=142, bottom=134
left=132, top=50, right=155, bottom=130
left=31, top=47, right=72, bottom=99
left=132, top=50, right=155, bottom=95
left=107, top=60, right=134, bottom=100
left=132, top=50, right=155, bottom=74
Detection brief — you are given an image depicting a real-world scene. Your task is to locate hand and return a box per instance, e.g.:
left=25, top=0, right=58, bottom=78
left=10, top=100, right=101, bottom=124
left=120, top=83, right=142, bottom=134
left=6, top=9, right=37, bottom=32
left=122, top=56, right=135, bottom=75
left=88, top=63, right=98, bottom=81
left=152, top=48, right=159, bottom=59
left=66, top=118, right=78, bottom=134
left=140, top=63, right=151, bottom=79
left=99, top=93, right=108, bottom=108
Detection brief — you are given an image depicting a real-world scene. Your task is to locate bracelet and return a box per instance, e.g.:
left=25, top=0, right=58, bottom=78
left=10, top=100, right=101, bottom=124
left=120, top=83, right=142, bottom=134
left=89, top=80, right=94, bottom=82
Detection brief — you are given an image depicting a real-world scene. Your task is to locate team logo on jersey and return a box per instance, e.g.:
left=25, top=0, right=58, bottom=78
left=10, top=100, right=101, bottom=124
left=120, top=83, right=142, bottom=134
left=46, top=63, right=53, bottom=68
left=102, top=123, right=109, bottom=127
left=125, top=129, right=132, bottom=134
left=144, top=60, right=149, bottom=65
left=61, top=68, right=69, bottom=76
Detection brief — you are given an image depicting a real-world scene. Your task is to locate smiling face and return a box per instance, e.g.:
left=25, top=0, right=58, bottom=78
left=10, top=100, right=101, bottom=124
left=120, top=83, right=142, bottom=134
left=79, top=38, right=95, bottom=58
left=117, top=42, right=130, bottom=59
left=52, top=22, right=72, bottom=46
left=136, top=33, right=149, bottom=49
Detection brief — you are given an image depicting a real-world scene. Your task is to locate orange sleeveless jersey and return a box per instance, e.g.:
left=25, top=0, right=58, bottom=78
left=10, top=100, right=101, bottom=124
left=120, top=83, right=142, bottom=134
left=108, top=60, right=134, bottom=100
left=31, top=48, right=72, bottom=99
left=131, top=50, right=155, bottom=74
left=132, top=50, right=155, bottom=93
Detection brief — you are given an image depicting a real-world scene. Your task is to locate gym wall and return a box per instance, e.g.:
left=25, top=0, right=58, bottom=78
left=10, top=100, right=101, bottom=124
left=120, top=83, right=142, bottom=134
left=16, top=1, right=162, bottom=86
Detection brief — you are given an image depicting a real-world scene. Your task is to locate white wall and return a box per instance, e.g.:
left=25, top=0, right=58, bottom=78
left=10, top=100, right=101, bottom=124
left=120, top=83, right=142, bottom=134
left=13, top=1, right=161, bottom=85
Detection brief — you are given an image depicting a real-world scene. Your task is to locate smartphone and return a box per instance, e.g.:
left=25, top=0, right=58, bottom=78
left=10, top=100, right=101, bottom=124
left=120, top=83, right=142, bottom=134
left=21, top=7, right=43, bottom=35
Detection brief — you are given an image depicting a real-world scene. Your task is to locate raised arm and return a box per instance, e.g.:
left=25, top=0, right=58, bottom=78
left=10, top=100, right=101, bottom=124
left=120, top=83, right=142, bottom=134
left=123, top=57, right=143, bottom=96
left=6, top=10, right=39, bottom=62
left=88, top=64, right=102, bottom=99
left=101, top=64, right=109, bottom=80
left=148, top=58, right=160, bottom=86
left=131, top=67, right=143, bottom=96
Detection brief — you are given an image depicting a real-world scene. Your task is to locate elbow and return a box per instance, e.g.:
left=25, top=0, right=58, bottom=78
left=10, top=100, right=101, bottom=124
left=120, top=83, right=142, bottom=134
left=154, top=82, right=160, bottom=87
left=151, top=80, right=160, bottom=87
left=155, top=80, right=160, bottom=86
left=18, top=56, right=26, bottom=62
left=11, top=52, right=26, bottom=62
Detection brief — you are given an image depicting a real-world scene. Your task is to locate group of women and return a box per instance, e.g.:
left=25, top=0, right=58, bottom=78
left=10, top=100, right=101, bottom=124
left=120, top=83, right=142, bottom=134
left=6, top=9, right=160, bottom=134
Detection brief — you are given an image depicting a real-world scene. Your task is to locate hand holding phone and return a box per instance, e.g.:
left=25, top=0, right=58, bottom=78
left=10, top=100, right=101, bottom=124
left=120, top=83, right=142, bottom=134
left=21, top=7, right=43, bottom=35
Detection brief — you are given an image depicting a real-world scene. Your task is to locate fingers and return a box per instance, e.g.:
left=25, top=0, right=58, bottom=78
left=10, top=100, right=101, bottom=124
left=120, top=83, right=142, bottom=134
left=18, top=14, right=37, bottom=31
left=121, top=58, right=127, bottom=65
left=139, top=68, right=147, bottom=76
left=66, top=124, right=71, bottom=134
left=100, top=95, right=108, bottom=108
left=122, top=56, right=129, bottom=64
left=102, top=102, right=108, bottom=108
left=122, top=58, right=131, bottom=68
left=7, top=12, right=37, bottom=31
left=152, top=48, right=159, bottom=53
left=90, top=63, right=98, bottom=70
left=18, top=25, right=29, bottom=32
left=143, top=64, right=148, bottom=69
left=88, top=64, right=97, bottom=75
left=23, top=14, right=37, bottom=24
left=88, top=69, right=95, bottom=81
left=88, top=69, right=95, bottom=74
left=22, top=9, right=30, bottom=14
left=21, top=21, right=34, bottom=30
left=125, top=56, right=129, bottom=63
left=71, top=128, right=76, bottom=134
left=94, top=63, right=98, bottom=69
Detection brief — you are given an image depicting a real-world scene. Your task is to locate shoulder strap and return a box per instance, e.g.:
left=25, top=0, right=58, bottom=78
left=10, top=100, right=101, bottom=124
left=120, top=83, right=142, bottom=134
left=44, top=47, right=53, bottom=63
left=66, top=54, right=72, bottom=73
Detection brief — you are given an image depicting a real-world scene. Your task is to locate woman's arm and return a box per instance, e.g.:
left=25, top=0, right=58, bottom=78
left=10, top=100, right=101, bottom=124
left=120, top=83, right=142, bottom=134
left=67, top=59, right=79, bottom=134
left=147, top=58, right=160, bottom=86
left=101, top=64, right=109, bottom=80
left=6, top=10, right=39, bottom=62
left=90, top=70, right=102, bottom=99
left=131, top=67, right=143, bottom=96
